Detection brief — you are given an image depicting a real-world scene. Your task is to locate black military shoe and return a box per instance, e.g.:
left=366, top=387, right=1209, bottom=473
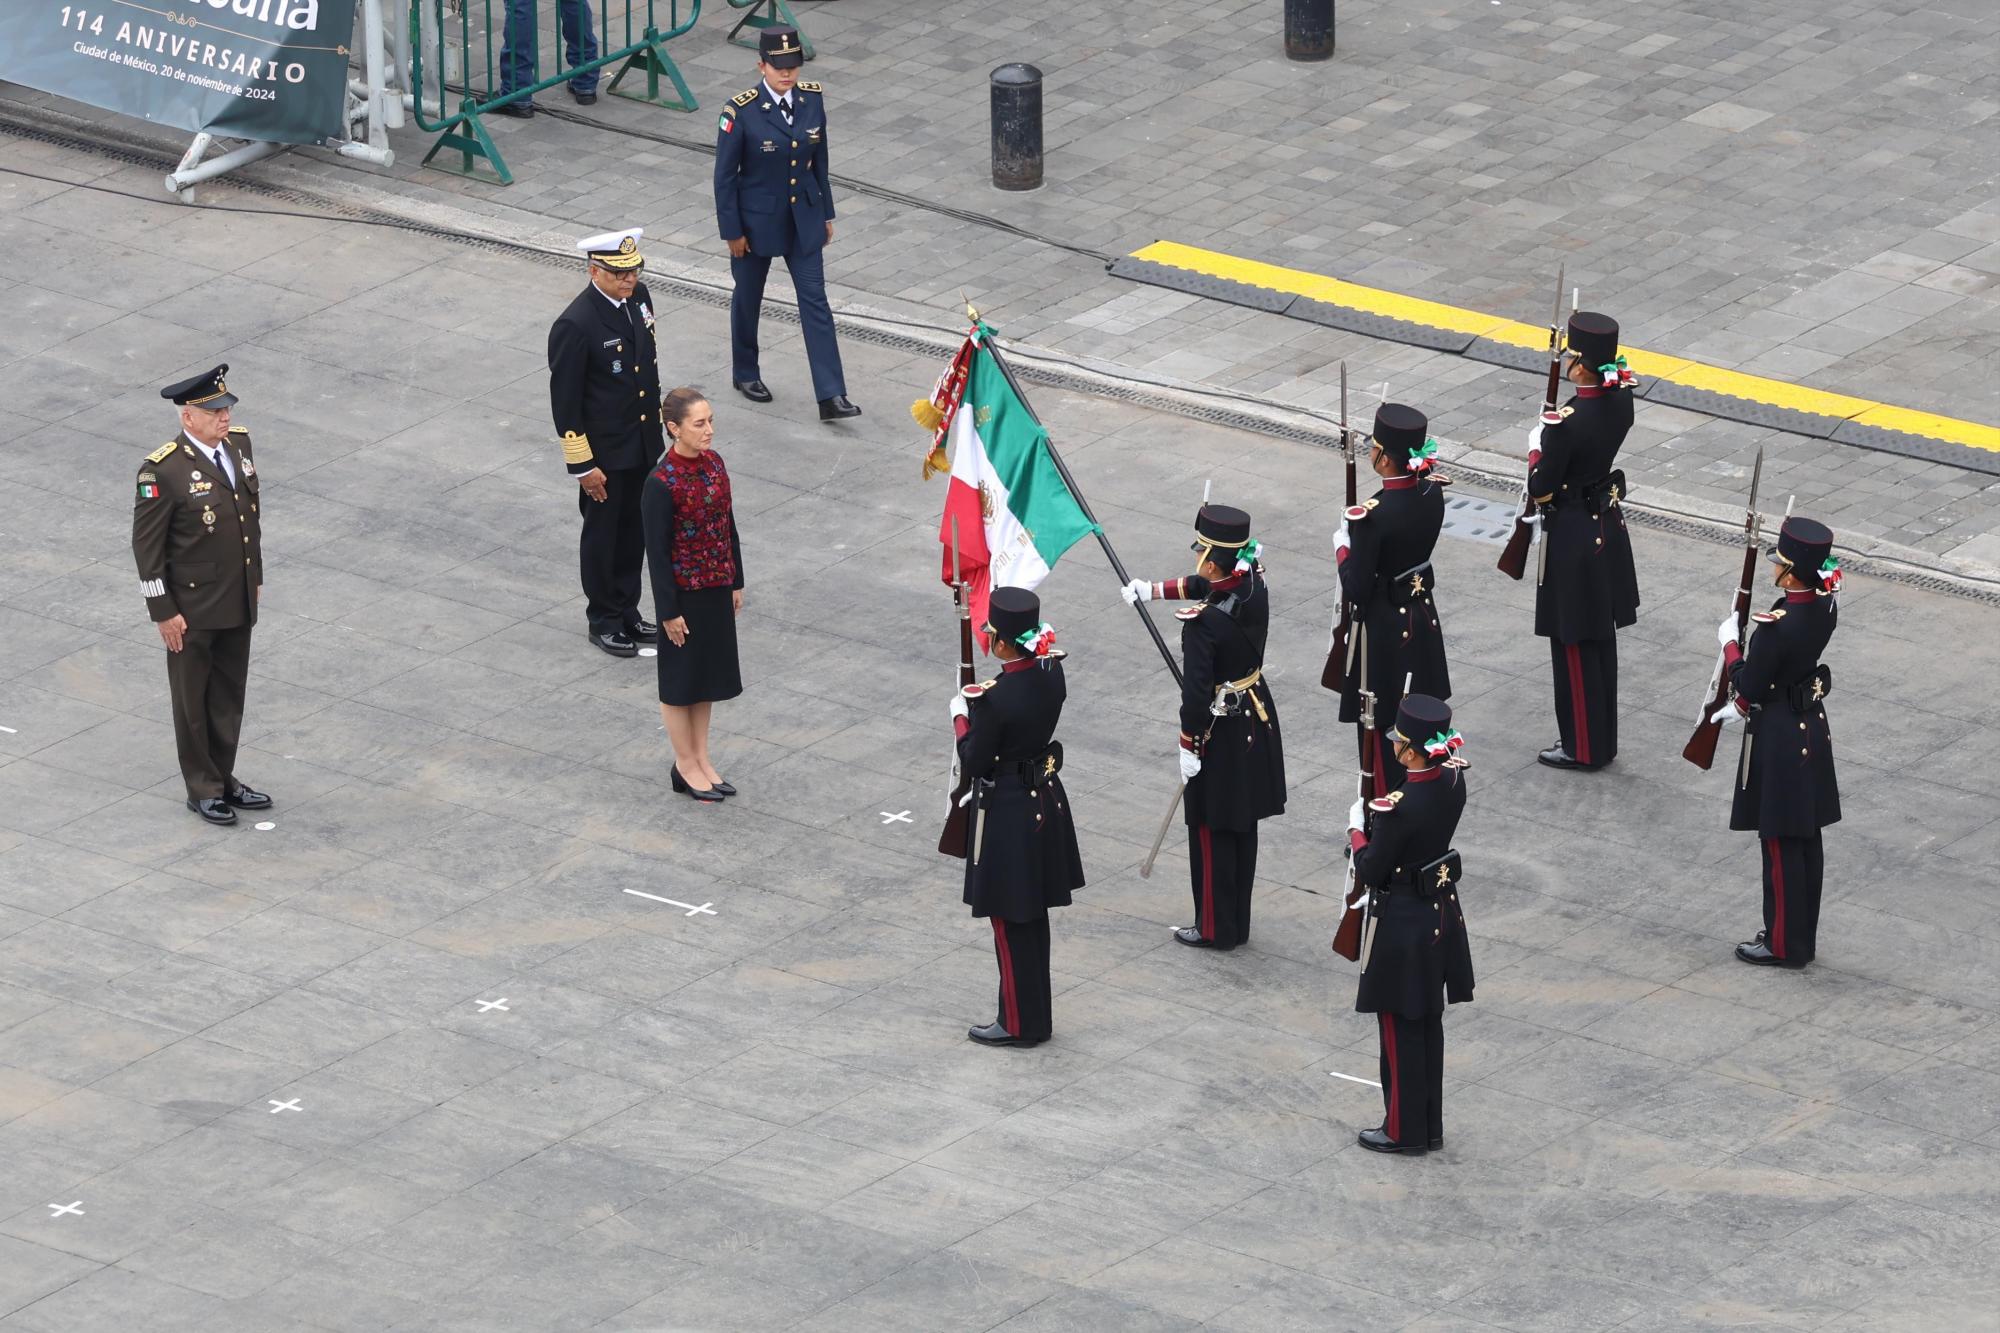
left=818, top=395, right=862, bottom=421
left=590, top=630, right=640, bottom=658
left=1735, top=940, right=1808, bottom=968
left=223, top=783, right=272, bottom=810
left=1173, top=927, right=1214, bottom=948
left=571, top=89, right=598, bottom=106
left=734, top=380, right=772, bottom=403
left=187, top=797, right=238, bottom=826
left=1536, top=744, right=1606, bottom=771
left=1358, top=1127, right=1425, bottom=1154
left=1427, top=1134, right=1444, bottom=1150
left=626, top=619, right=658, bottom=644
left=493, top=100, right=535, bottom=119
left=968, top=1022, right=1041, bottom=1047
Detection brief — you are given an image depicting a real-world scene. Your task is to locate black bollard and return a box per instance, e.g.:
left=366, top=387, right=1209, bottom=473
left=1284, top=0, right=1335, bottom=61
left=990, top=63, right=1043, bottom=191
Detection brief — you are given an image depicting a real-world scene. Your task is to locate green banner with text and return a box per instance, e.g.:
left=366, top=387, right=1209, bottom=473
left=1, top=0, right=358, bottom=145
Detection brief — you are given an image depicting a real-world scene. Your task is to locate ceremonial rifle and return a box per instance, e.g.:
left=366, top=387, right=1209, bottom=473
left=1330, top=685, right=1376, bottom=960
left=1681, top=446, right=1765, bottom=770
left=1319, top=362, right=1356, bottom=691
left=938, top=517, right=976, bottom=857
left=1497, top=267, right=1567, bottom=580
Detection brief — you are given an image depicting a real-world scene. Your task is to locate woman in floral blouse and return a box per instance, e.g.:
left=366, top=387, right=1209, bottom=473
left=641, top=389, right=744, bottom=802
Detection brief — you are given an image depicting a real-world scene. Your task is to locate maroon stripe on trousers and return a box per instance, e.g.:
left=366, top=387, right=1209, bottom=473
left=1565, top=643, right=1592, bottom=766
left=1379, top=1012, right=1403, bottom=1142
left=991, top=918, right=1021, bottom=1035
left=1198, top=824, right=1216, bottom=940
left=1766, top=838, right=1787, bottom=960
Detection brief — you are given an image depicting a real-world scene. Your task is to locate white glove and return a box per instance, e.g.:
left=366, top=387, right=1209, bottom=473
left=1716, top=614, right=1739, bottom=649
left=1332, top=521, right=1351, bottom=561
left=949, top=694, right=969, bottom=724
left=1120, top=578, right=1152, bottom=605
left=1710, top=700, right=1747, bottom=727
left=1178, top=748, right=1202, bottom=783
left=1346, top=798, right=1366, bottom=834
left=1527, top=422, right=1546, bottom=455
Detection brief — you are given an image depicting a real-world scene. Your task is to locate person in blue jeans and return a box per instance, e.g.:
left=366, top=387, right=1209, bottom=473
left=496, top=0, right=600, bottom=117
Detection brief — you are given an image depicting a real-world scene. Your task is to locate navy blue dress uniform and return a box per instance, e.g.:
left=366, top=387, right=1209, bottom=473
left=1329, top=403, right=1453, bottom=794
left=1349, top=695, right=1474, bottom=1154
left=133, top=365, right=272, bottom=826
left=1720, top=517, right=1842, bottom=968
left=714, top=27, right=858, bottom=420
left=955, top=588, right=1086, bottom=1046
left=1529, top=312, right=1641, bottom=771
left=548, top=227, right=665, bottom=656
left=1127, top=505, right=1286, bottom=950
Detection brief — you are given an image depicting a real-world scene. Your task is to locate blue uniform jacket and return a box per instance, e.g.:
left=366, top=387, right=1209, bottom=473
left=714, top=82, right=832, bottom=258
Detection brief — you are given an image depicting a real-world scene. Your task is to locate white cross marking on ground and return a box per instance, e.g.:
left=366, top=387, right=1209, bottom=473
left=476, top=998, right=510, bottom=1012
left=47, top=1202, right=83, bottom=1218
left=268, top=1099, right=302, bottom=1113
left=881, top=810, right=912, bottom=824
left=622, top=888, right=716, bottom=916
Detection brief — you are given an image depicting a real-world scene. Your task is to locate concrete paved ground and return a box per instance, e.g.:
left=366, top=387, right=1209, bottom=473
left=1, top=136, right=1999, bottom=1331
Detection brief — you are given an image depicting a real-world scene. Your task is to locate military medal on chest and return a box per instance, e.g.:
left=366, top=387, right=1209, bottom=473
left=201, top=505, right=217, bottom=532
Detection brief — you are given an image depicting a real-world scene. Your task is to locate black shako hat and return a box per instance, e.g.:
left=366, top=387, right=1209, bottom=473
left=1770, top=516, right=1835, bottom=586
left=985, top=586, right=1041, bottom=645
left=1370, top=403, right=1429, bottom=458
left=1567, top=311, right=1620, bottom=369
left=1386, top=693, right=1453, bottom=749
left=1191, top=503, right=1251, bottom=556
left=759, top=25, right=805, bottom=69
left=162, top=364, right=237, bottom=411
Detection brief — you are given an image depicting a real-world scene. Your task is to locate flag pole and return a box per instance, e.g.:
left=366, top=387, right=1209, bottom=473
left=977, top=322, right=1183, bottom=686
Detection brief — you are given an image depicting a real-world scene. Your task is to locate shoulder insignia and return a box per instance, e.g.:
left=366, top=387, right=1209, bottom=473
left=1444, top=755, right=1470, bottom=771
left=798, top=81, right=822, bottom=93
left=146, top=441, right=178, bottom=464
left=1174, top=605, right=1203, bottom=621
left=1559, top=405, right=1575, bottom=419
left=1752, top=609, right=1785, bottom=624
left=961, top=679, right=996, bottom=699
left=731, top=88, right=757, bottom=106
left=228, top=425, right=248, bottom=434
left=1046, top=649, right=1068, bottom=662
left=1431, top=472, right=1453, bottom=486
left=1367, top=790, right=1406, bottom=814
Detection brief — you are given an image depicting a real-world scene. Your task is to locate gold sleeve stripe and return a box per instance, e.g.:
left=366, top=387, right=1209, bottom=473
left=560, top=431, right=594, bottom=465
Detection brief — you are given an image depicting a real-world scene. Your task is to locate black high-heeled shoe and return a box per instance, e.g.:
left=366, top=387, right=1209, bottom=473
left=710, top=778, right=737, bottom=797
left=671, top=767, right=725, bottom=803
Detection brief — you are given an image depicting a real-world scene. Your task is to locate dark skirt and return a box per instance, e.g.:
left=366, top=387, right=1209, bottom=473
left=963, top=774, right=1086, bottom=920
left=1355, top=889, right=1475, bottom=1019
left=655, top=585, right=742, bottom=705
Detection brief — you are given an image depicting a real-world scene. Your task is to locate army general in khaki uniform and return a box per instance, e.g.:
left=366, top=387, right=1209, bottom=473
left=133, top=365, right=271, bottom=826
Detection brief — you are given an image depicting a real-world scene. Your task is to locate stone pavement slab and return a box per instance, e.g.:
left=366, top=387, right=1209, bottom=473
left=0, top=115, right=1997, bottom=1332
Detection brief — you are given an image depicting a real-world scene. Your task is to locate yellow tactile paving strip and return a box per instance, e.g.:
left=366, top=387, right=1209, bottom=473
left=1131, top=241, right=2000, bottom=454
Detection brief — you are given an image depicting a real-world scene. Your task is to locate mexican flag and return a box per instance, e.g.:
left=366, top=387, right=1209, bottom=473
left=914, top=326, right=1100, bottom=648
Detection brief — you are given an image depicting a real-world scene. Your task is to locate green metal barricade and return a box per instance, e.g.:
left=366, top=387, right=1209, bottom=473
left=410, top=0, right=703, bottom=185
left=725, top=0, right=813, bottom=60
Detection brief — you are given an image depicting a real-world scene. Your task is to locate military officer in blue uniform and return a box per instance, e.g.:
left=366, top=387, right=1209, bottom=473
left=713, top=26, right=860, bottom=422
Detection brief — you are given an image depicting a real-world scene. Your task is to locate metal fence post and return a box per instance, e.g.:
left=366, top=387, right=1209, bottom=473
left=1284, top=0, right=1335, bottom=61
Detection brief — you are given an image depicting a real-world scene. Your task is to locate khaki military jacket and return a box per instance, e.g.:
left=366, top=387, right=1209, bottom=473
left=132, top=428, right=263, bottom=629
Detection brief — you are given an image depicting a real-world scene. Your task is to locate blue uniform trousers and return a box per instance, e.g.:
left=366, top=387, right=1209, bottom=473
left=730, top=248, right=846, bottom=402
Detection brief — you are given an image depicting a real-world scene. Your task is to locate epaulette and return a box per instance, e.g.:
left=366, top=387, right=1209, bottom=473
left=1346, top=498, right=1379, bottom=521
left=797, top=81, right=822, bottom=93
left=731, top=88, right=757, bottom=106
left=1367, top=790, right=1406, bottom=815
left=145, top=441, right=177, bottom=464
left=1751, top=609, right=1785, bottom=624
left=961, top=679, right=996, bottom=699
left=1559, top=405, right=1575, bottom=418
left=1174, top=605, right=1204, bottom=621
left=1430, top=472, right=1452, bottom=486
left=228, top=425, right=248, bottom=434
left=1045, top=649, right=1068, bottom=662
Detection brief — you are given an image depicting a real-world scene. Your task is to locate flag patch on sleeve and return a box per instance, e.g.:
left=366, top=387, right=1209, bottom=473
left=137, top=480, right=160, bottom=499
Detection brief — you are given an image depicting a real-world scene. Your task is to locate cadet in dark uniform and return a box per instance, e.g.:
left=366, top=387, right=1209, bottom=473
left=133, top=366, right=271, bottom=827
left=1123, top=504, right=1286, bottom=950
left=1347, top=694, right=1473, bottom=1154
left=1714, top=517, right=1842, bottom=968
left=952, top=588, right=1085, bottom=1047
left=548, top=227, right=665, bottom=657
left=1330, top=403, right=1453, bottom=794
left=713, top=26, right=860, bottom=422
left=1529, top=312, right=1641, bottom=770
